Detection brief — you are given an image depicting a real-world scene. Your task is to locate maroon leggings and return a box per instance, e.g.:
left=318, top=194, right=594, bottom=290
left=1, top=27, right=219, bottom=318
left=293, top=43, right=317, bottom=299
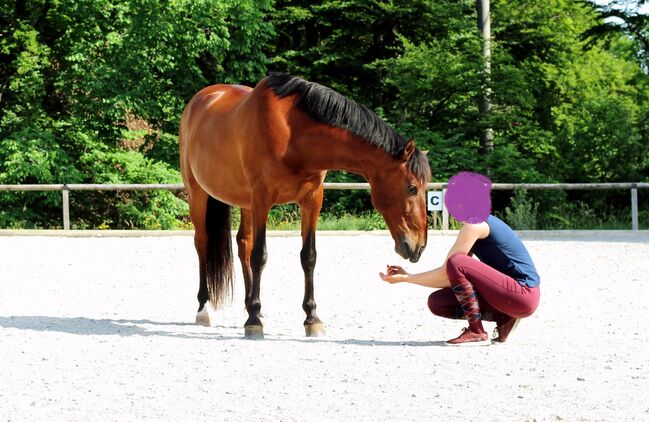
left=429, top=253, right=540, bottom=322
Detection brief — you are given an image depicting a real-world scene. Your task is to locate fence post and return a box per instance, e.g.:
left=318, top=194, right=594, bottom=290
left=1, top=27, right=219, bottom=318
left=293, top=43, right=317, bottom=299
left=62, top=186, right=70, bottom=230
left=442, top=188, right=449, bottom=231
left=631, top=186, right=638, bottom=231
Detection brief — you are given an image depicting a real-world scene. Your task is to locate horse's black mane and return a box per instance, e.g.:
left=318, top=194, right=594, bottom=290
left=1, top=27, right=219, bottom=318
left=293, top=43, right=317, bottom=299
left=264, top=72, right=431, bottom=183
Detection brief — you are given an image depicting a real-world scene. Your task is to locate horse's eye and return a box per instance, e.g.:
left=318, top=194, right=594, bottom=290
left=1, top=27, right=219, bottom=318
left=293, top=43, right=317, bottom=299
left=408, top=185, right=418, bottom=195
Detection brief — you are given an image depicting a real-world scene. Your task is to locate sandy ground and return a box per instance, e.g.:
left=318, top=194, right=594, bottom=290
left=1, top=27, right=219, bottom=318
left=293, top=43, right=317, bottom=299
left=0, top=231, right=648, bottom=422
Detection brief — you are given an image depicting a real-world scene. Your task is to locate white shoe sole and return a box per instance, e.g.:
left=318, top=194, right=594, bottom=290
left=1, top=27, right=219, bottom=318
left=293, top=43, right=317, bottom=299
left=444, top=339, right=492, bottom=347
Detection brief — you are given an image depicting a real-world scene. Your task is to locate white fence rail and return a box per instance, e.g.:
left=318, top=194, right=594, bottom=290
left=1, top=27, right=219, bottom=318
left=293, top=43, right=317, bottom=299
left=1, top=182, right=647, bottom=231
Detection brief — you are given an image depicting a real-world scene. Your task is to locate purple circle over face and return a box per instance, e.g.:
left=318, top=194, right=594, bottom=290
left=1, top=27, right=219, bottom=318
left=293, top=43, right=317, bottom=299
left=444, top=171, right=492, bottom=224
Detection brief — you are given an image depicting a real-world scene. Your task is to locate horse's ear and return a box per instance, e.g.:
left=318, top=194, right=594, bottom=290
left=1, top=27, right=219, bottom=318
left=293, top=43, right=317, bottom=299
left=422, top=150, right=429, bottom=156
left=401, top=139, right=416, bottom=161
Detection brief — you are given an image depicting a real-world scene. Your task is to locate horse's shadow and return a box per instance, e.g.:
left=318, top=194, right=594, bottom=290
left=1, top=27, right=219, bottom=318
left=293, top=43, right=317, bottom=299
left=0, top=315, right=445, bottom=347
left=0, top=315, right=228, bottom=340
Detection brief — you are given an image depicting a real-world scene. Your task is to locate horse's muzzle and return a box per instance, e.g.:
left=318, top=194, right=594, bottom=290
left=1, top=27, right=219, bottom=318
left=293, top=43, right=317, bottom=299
left=395, top=239, right=424, bottom=263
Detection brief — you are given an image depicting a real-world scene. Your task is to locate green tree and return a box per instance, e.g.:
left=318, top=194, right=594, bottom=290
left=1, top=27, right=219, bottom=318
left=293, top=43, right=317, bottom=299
left=270, top=0, right=438, bottom=106
left=0, top=0, right=273, bottom=228
left=583, top=0, right=649, bottom=67
left=491, top=0, right=648, bottom=182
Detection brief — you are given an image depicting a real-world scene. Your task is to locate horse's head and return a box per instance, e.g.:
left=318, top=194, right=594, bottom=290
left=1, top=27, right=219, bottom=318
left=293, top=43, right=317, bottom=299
left=369, top=140, right=431, bottom=263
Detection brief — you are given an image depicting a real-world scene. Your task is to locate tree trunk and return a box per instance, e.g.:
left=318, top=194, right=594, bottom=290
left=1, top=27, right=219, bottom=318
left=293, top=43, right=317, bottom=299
left=477, top=0, right=494, bottom=153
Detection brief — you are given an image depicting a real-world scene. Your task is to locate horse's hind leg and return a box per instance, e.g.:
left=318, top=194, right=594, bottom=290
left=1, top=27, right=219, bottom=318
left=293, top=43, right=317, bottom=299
left=188, top=188, right=214, bottom=326
left=299, top=186, right=325, bottom=337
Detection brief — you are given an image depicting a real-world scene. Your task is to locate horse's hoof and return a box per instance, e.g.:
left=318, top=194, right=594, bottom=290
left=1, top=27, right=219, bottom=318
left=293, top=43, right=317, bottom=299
left=195, top=312, right=213, bottom=327
left=195, top=305, right=214, bottom=327
left=244, top=325, right=264, bottom=339
left=305, top=323, right=325, bottom=337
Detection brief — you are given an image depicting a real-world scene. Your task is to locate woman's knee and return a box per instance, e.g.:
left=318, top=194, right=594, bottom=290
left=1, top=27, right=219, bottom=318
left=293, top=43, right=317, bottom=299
left=445, top=252, right=468, bottom=275
left=515, top=288, right=541, bottom=318
left=427, top=289, right=462, bottom=319
left=427, top=292, right=442, bottom=315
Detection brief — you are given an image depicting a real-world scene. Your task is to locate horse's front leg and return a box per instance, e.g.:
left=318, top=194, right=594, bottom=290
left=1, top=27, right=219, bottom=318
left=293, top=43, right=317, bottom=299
left=244, top=201, right=271, bottom=339
left=236, top=208, right=254, bottom=312
left=299, top=186, right=325, bottom=337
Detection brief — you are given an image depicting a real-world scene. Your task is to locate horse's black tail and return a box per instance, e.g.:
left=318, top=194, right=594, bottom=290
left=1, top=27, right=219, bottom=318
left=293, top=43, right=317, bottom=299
left=205, top=196, right=234, bottom=308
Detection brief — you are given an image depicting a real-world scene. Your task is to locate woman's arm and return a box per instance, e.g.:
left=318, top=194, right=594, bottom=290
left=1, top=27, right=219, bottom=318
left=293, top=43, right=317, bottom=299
left=379, top=265, right=450, bottom=288
left=442, top=222, right=489, bottom=263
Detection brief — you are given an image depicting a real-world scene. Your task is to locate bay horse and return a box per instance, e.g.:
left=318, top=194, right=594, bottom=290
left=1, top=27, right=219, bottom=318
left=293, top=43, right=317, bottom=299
left=179, top=72, right=431, bottom=338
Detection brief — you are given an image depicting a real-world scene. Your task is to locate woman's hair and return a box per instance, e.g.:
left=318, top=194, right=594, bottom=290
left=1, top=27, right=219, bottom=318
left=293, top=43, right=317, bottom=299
left=444, top=171, right=492, bottom=223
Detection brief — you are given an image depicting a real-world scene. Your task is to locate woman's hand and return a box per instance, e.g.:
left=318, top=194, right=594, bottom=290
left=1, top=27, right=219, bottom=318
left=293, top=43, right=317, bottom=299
left=379, top=265, right=409, bottom=284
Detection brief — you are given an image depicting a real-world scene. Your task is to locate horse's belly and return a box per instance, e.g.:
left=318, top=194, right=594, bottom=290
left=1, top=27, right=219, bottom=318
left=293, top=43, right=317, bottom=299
left=189, top=146, right=252, bottom=208
left=201, top=176, right=252, bottom=208
left=206, top=187, right=252, bottom=208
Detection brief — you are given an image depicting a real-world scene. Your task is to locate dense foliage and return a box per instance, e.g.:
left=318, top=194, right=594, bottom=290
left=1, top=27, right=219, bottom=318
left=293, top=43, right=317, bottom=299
left=1, top=0, right=647, bottom=228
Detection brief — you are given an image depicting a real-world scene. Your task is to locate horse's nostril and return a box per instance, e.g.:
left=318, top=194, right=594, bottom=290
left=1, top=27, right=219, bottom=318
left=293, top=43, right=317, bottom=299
left=402, top=241, right=412, bottom=257
left=395, top=240, right=410, bottom=260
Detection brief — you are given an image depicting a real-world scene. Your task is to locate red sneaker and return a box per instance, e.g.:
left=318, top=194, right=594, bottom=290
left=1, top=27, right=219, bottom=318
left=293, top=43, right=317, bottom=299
left=445, top=327, right=491, bottom=347
left=492, top=317, right=521, bottom=344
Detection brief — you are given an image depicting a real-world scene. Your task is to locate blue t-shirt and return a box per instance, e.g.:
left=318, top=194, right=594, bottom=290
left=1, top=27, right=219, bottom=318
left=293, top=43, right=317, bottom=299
left=470, top=215, right=540, bottom=288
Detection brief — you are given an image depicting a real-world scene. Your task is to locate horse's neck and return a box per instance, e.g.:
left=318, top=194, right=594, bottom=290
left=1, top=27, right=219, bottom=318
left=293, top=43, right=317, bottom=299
left=293, top=125, right=391, bottom=181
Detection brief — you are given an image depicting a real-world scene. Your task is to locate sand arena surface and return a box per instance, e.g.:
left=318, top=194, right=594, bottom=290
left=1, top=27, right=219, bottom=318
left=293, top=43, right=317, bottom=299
left=0, top=232, right=648, bottom=421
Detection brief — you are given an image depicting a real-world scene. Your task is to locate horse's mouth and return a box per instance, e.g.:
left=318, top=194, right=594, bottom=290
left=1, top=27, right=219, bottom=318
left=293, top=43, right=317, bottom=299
left=395, top=240, right=424, bottom=263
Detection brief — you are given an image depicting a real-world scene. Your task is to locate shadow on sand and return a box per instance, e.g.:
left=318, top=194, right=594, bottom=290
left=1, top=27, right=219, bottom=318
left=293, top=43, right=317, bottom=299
left=0, top=315, right=445, bottom=347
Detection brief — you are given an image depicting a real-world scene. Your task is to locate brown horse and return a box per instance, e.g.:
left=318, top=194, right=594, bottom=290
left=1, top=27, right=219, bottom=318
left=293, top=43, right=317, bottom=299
left=179, top=73, right=431, bottom=338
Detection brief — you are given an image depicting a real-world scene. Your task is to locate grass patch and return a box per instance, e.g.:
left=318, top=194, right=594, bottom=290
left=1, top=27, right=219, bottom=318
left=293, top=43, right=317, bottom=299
left=267, top=209, right=387, bottom=231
